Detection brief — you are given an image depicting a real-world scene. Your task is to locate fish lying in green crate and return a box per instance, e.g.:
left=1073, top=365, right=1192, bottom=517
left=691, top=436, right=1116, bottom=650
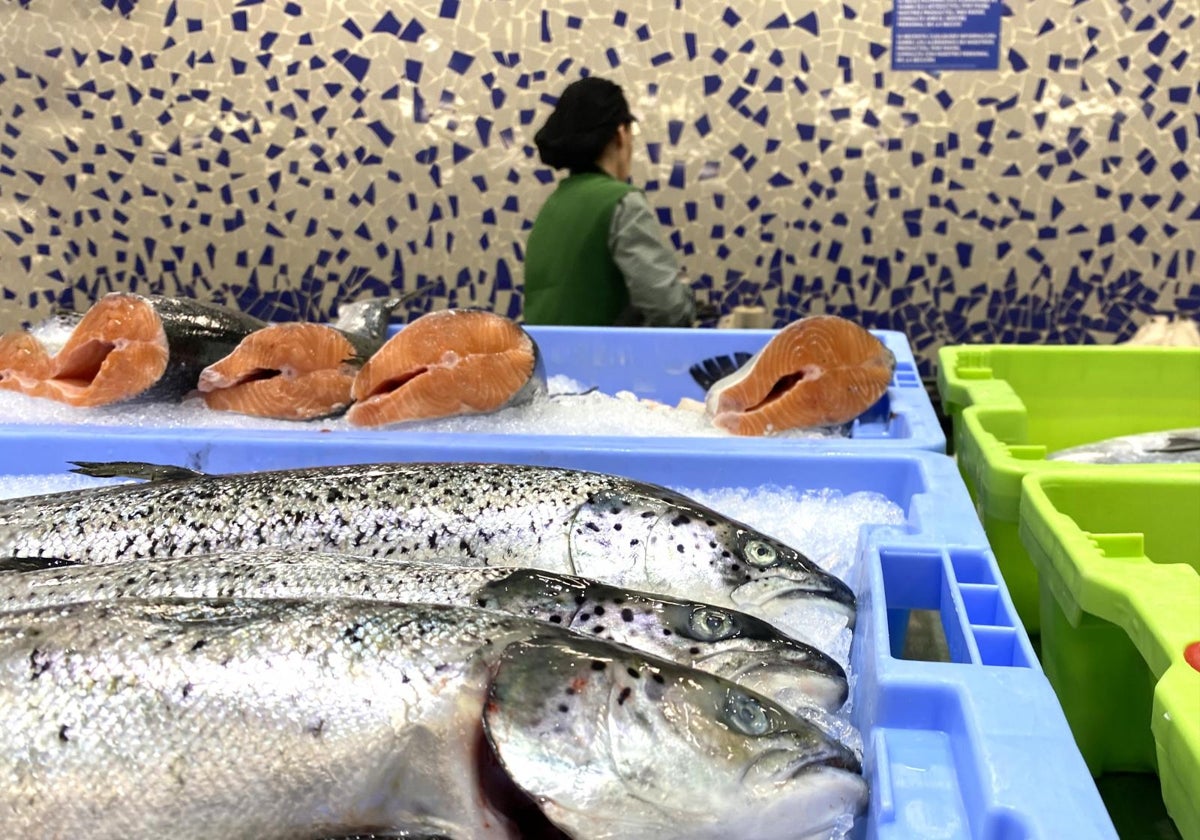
left=1019, top=466, right=1200, bottom=840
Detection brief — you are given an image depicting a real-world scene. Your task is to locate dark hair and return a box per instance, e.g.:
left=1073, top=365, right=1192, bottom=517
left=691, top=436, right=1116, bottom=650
left=534, top=77, right=634, bottom=173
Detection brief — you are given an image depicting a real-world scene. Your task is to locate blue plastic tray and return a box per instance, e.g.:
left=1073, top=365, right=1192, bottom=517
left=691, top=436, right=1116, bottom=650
left=393, top=324, right=947, bottom=453
left=0, top=440, right=1110, bottom=838
left=0, top=326, right=943, bottom=458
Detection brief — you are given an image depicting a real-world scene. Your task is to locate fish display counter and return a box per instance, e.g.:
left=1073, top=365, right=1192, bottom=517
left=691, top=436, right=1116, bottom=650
left=0, top=440, right=1115, bottom=839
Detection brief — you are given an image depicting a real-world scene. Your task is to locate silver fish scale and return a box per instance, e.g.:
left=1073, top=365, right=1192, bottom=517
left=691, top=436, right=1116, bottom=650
left=0, top=552, right=516, bottom=612
left=0, top=463, right=648, bottom=566
left=0, top=598, right=552, bottom=839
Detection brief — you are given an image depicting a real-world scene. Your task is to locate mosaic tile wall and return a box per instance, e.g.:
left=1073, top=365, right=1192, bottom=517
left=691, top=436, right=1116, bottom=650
left=1, top=0, right=1197, bottom=376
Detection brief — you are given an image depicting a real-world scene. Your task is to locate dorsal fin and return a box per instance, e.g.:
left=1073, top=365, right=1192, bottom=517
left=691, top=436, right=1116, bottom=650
left=68, top=461, right=204, bottom=482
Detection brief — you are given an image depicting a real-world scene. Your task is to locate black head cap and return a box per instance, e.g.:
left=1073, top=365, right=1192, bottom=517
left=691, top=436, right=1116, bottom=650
left=534, top=76, right=635, bottom=173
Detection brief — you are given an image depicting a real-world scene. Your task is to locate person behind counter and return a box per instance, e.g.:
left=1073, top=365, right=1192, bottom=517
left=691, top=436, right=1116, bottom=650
left=523, top=76, right=706, bottom=327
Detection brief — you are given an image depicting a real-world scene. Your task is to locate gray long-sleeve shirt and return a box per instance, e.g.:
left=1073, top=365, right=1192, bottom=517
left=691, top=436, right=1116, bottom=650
left=608, top=191, right=697, bottom=327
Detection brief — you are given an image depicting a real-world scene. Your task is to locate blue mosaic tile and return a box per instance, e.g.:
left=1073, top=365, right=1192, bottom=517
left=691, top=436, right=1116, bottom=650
left=0, top=1, right=1197, bottom=378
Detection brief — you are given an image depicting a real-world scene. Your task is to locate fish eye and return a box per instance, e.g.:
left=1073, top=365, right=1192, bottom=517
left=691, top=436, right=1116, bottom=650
left=686, top=607, right=739, bottom=642
left=724, top=691, right=770, bottom=736
left=743, top=539, right=778, bottom=568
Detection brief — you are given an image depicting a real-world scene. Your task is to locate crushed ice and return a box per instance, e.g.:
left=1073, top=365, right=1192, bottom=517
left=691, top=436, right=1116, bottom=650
left=0, top=374, right=847, bottom=439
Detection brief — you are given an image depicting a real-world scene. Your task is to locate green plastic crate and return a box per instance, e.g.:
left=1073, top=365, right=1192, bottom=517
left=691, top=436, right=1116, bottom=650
left=1019, top=467, right=1200, bottom=840
left=937, top=344, right=1200, bottom=632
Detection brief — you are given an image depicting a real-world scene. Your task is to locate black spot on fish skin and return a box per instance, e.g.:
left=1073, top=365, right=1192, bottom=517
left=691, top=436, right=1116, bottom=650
left=627, top=667, right=640, bottom=679
left=58, top=724, right=71, bottom=743
left=652, top=673, right=665, bottom=684
left=549, top=615, right=563, bottom=624
left=306, top=719, right=325, bottom=737
left=676, top=544, right=685, bottom=553
left=181, top=683, right=193, bottom=699
left=590, top=660, right=607, bottom=671
left=593, top=606, right=605, bottom=616
left=585, top=522, right=600, bottom=532
left=557, top=704, right=569, bottom=713
left=190, top=639, right=206, bottom=652
left=621, top=609, right=634, bottom=622
left=689, top=647, right=701, bottom=655
left=29, top=649, right=51, bottom=680
left=592, top=626, right=605, bottom=634
left=671, top=514, right=691, bottom=527
left=578, top=612, right=591, bottom=622
left=617, top=687, right=632, bottom=706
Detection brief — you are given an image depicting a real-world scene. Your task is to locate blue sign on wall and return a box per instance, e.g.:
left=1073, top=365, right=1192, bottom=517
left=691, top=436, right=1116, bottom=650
left=891, top=0, right=1002, bottom=71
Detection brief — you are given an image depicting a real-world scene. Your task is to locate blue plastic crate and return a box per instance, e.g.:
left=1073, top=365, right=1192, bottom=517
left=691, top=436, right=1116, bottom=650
left=0, top=438, right=1110, bottom=838
left=389, top=324, right=947, bottom=452
left=0, top=326, right=942, bottom=458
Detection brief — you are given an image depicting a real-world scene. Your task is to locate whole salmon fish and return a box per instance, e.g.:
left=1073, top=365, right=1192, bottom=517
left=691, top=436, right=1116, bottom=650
left=0, top=551, right=848, bottom=713
left=0, top=598, right=867, bottom=839
left=0, top=461, right=856, bottom=645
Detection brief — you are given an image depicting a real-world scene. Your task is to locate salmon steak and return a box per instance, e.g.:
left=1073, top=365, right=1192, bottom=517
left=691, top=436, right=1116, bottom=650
left=0, top=293, right=266, bottom=408
left=346, top=308, right=546, bottom=428
left=198, top=323, right=360, bottom=420
left=198, top=296, right=410, bottom=421
left=703, top=315, right=896, bottom=436
left=0, top=294, right=170, bottom=407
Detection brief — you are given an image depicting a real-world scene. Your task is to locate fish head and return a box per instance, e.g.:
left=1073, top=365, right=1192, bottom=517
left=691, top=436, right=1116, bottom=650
left=475, top=570, right=848, bottom=712
left=567, top=487, right=857, bottom=638
left=484, top=636, right=867, bottom=840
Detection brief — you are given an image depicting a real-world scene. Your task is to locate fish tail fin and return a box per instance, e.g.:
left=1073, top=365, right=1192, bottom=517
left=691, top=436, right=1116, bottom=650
left=1155, top=434, right=1200, bottom=454
left=688, top=351, right=754, bottom=391
left=333, top=286, right=434, bottom=339
left=68, top=461, right=204, bottom=482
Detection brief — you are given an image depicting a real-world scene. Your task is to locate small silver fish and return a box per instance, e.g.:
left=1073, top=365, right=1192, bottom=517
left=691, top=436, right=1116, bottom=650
left=0, top=461, right=856, bottom=646
left=0, top=598, right=866, bottom=839
left=0, top=551, right=849, bottom=713
left=1047, top=428, right=1200, bottom=464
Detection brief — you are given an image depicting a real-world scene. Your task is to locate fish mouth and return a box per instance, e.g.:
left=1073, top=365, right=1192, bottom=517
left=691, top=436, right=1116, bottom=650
left=707, top=657, right=848, bottom=713
left=743, top=738, right=862, bottom=784
left=731, top=574, right=857, bottom=630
